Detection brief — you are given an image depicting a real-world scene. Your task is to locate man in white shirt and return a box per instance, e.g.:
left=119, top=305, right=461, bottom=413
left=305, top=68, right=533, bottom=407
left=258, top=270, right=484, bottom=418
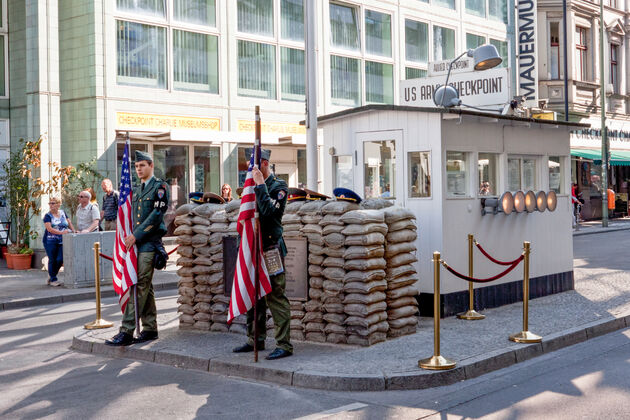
left=76, top=190, right=100, bottom=233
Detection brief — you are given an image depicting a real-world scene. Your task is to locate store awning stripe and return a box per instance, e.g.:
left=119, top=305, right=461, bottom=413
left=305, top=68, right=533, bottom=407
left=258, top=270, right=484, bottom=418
left=571, top=149, right=630, bottom=166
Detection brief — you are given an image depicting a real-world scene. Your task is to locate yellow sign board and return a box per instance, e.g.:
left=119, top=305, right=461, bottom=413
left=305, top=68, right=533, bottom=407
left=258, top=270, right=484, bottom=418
left=532, top=112, right=555, bottom=121
left=237, top=120, right=306, bottom=135
left=117, top=112, right=220, bottom=131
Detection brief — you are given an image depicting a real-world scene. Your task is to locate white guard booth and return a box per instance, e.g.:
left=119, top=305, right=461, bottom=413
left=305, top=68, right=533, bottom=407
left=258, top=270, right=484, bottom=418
left=318, top=105, right=589, bottom=316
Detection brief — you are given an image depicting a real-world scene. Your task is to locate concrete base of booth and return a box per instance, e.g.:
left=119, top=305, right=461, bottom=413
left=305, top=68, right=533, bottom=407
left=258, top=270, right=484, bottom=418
left=418, top=271, right=574, bottom=318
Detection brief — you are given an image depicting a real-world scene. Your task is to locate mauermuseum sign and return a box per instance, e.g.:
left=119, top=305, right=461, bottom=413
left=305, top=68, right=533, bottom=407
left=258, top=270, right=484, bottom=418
left=516, top=0, right=538, bottom=107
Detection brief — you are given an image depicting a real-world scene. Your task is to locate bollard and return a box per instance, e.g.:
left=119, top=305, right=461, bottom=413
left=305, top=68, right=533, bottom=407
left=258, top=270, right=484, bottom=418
left=419, top=252, right=456, bottom=370
left=457, top=234, right=485, bottom=320
left=84, top=242, right=114, bottom=330
left=509, top=241, right=541, bottom=343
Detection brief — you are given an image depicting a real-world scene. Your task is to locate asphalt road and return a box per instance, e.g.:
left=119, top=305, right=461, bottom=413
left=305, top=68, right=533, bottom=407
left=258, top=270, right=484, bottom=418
left=1, top=292, right=630, bottom=420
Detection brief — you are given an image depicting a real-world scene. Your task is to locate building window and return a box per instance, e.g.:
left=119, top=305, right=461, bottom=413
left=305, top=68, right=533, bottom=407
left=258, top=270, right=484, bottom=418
left=365, top=10, right=391, bottom=57
left=435, top=0, right=456, bottom=10
left=173, top=30, right=218, bottom=93
left=237, top=40, right=276, bottom=99
left=489, top=0, right=508, bottom=24
left=405, top=19, right=428, bottom=65
left=173, top=0, right=216, bottom=27
left=334, top=155, right=353, bottom=190
left=329, top=3, right=360, bottom=51
left=478, top=153, right=498, bottom=196
left=466, top=33, right=486, bottom=50
left=548, top=156, right=562, bottom=194
left=297, top=149, right=306, bottom=188
left=364, top=140, right=395, bottom=199
left=117, top=143, right=148, bottom=186
left=117, top=0, right=165, bottom=18
left=549, top=22, right=560, bottom=79
left=606, top=0, right=618, bottom=8
left=154, top=144, right=189, bottom=235
left=331, top=55, right=360, bottom=106
left=508, top=156, right=537, bottom=191
left=0, top=35, right=5, bottom=96
left=446, top=151, right=468, bottom=197
left=237, top=0, right=274, bottom=36
left=116, top=21, right=167, bottom=89
left=576, top=27, right=588, bottom=81
left=194, top=146, right=220, bottom=194
left=365, top=61, right=393, bottom=104
left=281, top=0, right=304, bottom=41
left=281, top=47, right=305, bottom=101
left=434, top=26, right=455, bottom=61
left=610, top=44, right=618, bottom=94
left=409, top=152, right=431, bottom=198
left=466, top=0, right=485, bottom=18
left=490, top=39, right=508, bottom=68
left=405, top=68, right=427, bottom=80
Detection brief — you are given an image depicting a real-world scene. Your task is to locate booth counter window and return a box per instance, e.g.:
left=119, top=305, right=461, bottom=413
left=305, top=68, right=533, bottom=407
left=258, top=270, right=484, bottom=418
left=364, top=141, right=395, bottom=199
left=508, top=156, right=537, bottom=191
left=478, top=153, right=498, bottom=196
left=194, top=146, right=221, bottom=194
left=334, top=155, right=354, bottom=190
left=548, top=156, right=562, bottom=194
left=409, top=152, right=431, bottom=198
left=446, top=151, right=469, bottom=197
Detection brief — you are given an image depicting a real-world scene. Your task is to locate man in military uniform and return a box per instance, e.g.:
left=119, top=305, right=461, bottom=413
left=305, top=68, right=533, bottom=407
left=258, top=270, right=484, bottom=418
left=233, top=149, right=293, bottom=360
left=106, top=150, right=169, bottom=346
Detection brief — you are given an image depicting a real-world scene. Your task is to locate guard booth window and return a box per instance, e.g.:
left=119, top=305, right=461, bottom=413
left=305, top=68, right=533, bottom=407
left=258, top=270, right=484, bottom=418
left=548, top=156, right=562, bottom=194
left=364, top=140, right=395, bottom=199
left=334, top=155, right=353, bottom=190
left=478, top=153, right=498, bottom=196
left=408, top=151, right=430, bottom=198
left=446, top=151, right=468, bottom=197
left=508, top=156, right=537, bottom=191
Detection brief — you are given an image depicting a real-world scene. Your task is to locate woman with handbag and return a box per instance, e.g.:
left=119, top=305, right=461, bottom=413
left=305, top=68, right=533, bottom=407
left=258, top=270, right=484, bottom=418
left=43, top=197, right=75, bottom=286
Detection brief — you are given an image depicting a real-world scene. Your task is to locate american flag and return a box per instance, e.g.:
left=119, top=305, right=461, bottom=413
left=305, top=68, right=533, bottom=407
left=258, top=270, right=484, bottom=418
left=112, top=140, right=138, bottom=312
left=227, top=150, right=272, bottom=324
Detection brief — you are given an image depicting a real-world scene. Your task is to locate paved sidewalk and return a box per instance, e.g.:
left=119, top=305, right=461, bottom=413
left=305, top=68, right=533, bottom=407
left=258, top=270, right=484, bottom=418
left=573, top=216, right=630, bottom=236
left=0, top=245, right=178, bottom=310
left=72, top=230, right=630, bottom=391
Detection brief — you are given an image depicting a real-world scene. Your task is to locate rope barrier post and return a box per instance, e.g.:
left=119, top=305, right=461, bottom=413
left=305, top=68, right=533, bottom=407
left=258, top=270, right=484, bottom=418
left=509, top=241, right=541, bottom=343
left=419, top=251, right=456, bottom=370
left=84, top=242, right=114, bottom=330
left=458, top=234, right=485, bottom=320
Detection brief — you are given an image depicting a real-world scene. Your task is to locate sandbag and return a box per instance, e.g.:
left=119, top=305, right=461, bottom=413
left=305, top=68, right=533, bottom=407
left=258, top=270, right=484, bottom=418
left=386, top=229, right=417, bottom=244
left=209, top=210, right=228, bottom=223
left=308, top=288, right=323, bottom=300
left=291, top=310, right=305, bottom=320
left=345, top=311, right=387, bottom=328
left=193, top=312, right=211, bottom=322
left=176, top=235, right=193, bottom=246
left=322, top=257, right=344, bottom=268
left=323, top=302, right=344, bottom=314
left=282, top=213, right=302, bottom=224
left=321, top=200, right=360, bottom=215
left=387, top=296, right=417, bottom=309
left=384, top=206, right=415, bottom=223
left=340, top=209, right=384, bottom=224
left=176, top=203, right=198, bottom=216
left=208, top=232, right=224, bottom=245
left=191, top=265, right=212, bottom=275
left=194, top=284, right=213, bottom=294
left=230, top=323, right=248, bottom=335
left=309, top=276, right=324, bottom=289
left=343, top=292, right=386, bottom=305
left=384, top=242, right=416, bottom=258
left=178, top=279, right=195, bottom=288
left=297, top=200, right=327, bottom=215
left=347, top=332, right=386, bottom=346
left=388, top=252, right=418, bottom=268
left=322, top=267, right=345, bottom=281
left=177, top=267, right=194, bottom=277
left=303, top=312, right=323, bottom=322
left=320, top=214, right=345, bottom=226
left=174, top=214, right=193, bottom=225
left=210, top=252, right=223, bottom=262
left=388, top=274, right=417, bottom=290
left=174, top=225, right=193, bottom=235
left=323, top=312, right=346, bottom=324
left=323, top=323, right=346, bottom=334
left=177, top=304, right=194, bottom=315
left=341, top=223, right=388, bottom=236
left=177, top=295, right=194, bottom=305
left=225, top=199, right=241, bottom=213
left=325, top=333, right=347, bottom=344
left=322, top=280, right=343, bottom=294
left=360, top=198, right=394, bottom=210
left=192, top=256, right=213, bottom=266
left=304, top=300, right=322, bottom=312
left=283, top=223, right=302, bottom=232
left=346, top=320, right=389, bottom=336
left=194, top=274, right=212, bottom=285
left=194, top=294, right=213, bottom=303
left=387, top=305, right=418, bottom=320
left=344, top=301, right=387, bottom=317
left=301, top=224, right=322, bottom=234
left=345, top=232, right=385, bottom=246
left=343, top=245, right=384, bottom=260
left=324, top=247, right=345, bottom=258
left=211, top=323, right=229, bottom=333
left=177, top=245, right=194, bottom=258
left=191, top=225, right=210, bottom=235
left=322, top=224, right=345, bottom=235
left=305, top=322, right=325, bottom=332
left=305, top=332, right=326, bottom=342
left=192, top=203, right=223, bottom=218
left=343, top=279, right=388, bottom=294
left=386, top=285, right=419, bottom=300
left=386, top=264, right=416, bottom=279
left=193, top=245, right=213, bottom=257
left=301, top=214, right=323, bottom=224
left=179, top=313, right=194, bottom=323
left=387, top=325, right=417, bottom=338
left=308, top=244, right=324, bottom=255
left=388, top=316, right=418, bottom=329
left=285, top=201, right=304, bottom=214
left=305, top=233, right=324, bottom=246
left=176, top=257, right=194, bottom=267
left=212, top=294, right=230, bottom=304
left=209, top=222, right=230, bottom=233
left=388, top=219, right=417, bottom=232
left=308, top=264, right=323, bottom=277
left=211, top=302, right=228, bottom=314
left=308, top=254, right=324, bottom=265
left=344, top=269, right=386, bottom=283
left=194, top=321, right=212, bottom=331
left=191, top=215, right=210, bottom=226
left=191, top=233, right=209, bottom=247
left=344, top=257, right=386, bottom=271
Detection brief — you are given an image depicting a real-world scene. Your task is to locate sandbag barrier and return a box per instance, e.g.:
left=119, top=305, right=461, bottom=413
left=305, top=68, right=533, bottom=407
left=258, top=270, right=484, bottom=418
left=99, top=245, right=179, bottom=262
left=419, top=241, right=540, bottom=371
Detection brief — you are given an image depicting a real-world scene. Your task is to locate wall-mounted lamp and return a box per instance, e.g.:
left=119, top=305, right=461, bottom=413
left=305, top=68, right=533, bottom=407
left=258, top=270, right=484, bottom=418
left=513, top=191, right=526, bottom=213
left=524, top=191, right=536, bottom=213
left=547, top=191, right=557, bottom=211
left=536, top=191, right=547, bottom=212
left=481, top=191, right=514, bottom=215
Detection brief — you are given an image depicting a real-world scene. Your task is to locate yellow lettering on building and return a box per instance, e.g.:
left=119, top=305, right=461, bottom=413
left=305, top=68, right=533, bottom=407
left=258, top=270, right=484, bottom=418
left=237, top=120, right=306, bottom=135
left=117, top=112, right=221, bottom=131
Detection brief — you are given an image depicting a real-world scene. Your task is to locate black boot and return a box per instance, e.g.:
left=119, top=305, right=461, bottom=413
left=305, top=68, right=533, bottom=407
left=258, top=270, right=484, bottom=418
left=105, top=332, right=133, bottom=347
left=134, top=330, right=158, bottom=343
left=232, top=342, right=265, bottom=353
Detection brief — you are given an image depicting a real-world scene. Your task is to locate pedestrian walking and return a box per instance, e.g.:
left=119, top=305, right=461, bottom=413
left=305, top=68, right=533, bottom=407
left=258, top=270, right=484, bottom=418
left=76, top=190, right=100, bottom=233
left=100, top=178, right=119, bottom=231
left=233, top=149, right=293, bottom=360
left=43, top=197, right=75, bottom=286
left=105, top=150, right=169, bottom=346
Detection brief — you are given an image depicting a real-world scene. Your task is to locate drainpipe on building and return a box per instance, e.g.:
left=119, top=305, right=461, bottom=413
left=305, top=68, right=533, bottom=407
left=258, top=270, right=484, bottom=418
left=305, top=0, right=318, bottom=191
left=509, top=0, right=517, bottom=98
left=562, top=0, right=569, bottom=121
left=599, top=0, right=609, bottom=227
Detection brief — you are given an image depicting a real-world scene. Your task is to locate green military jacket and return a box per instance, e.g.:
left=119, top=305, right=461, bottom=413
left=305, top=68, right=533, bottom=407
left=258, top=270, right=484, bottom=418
left=254, top=174, right=288, bottom=256
left=132, top=176, right=169, bottom=253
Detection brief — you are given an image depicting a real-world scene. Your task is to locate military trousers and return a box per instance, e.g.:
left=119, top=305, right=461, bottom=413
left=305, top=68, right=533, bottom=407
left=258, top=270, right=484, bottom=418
left=120, top=251, right=157, bottom=334
left=246, top=272, right=293, bottom=353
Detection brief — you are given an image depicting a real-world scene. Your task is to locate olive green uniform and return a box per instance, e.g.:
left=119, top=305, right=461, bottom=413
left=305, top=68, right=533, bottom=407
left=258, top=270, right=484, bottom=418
left=246, top=174, right=292, bottom=353
left=120, top=176, right=169, bottom=335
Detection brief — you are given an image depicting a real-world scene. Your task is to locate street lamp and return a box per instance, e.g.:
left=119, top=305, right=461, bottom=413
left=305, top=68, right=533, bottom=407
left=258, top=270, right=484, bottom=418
left=434, top=44, right=503, bottom=107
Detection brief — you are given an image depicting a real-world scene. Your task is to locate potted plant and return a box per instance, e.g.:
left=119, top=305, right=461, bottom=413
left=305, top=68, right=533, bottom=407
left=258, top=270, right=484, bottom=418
left=0, top=137, right=73, bottom=269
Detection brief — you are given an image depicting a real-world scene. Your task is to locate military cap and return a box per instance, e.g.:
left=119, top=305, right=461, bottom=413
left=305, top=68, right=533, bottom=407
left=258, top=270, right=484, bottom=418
left=260, top=149, right=271, bottom=161
left=304, top=188, right=330, bottom=201
left=333, top=187, right=362, bottom=204
left=135, top=150, right=153, bottom=163
left=288, top=188, right=307, bottom=202
left=203, top=192, right=226, bottom=204
left=189, top=191, right=204, bottom=204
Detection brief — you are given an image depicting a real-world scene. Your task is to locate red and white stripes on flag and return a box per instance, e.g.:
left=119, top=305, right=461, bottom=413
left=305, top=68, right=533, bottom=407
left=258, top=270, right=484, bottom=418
left=112, top=140, right=138, bottom=313
left=227, top=154, right=272, bottom=324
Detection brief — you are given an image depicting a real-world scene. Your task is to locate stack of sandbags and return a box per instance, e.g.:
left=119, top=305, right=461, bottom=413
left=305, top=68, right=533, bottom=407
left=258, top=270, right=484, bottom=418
left=174, top=203, right=198, bottom=329
left=339, top=209, right=389, bottom=346
left=383, top=206, right=420, bottom=337
left=290, top=300, right=305, bottom=341
left=282, top=200, right=304, bottom=240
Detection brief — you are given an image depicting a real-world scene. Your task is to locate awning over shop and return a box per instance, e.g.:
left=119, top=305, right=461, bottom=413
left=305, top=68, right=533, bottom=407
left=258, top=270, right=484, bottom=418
left=571, top=148, right=630, bottom=166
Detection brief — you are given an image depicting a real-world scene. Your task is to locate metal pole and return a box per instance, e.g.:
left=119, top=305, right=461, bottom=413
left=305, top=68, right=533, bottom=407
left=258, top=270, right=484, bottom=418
left=305, top=0, right=318, bottom=191
left=253, top=106, right=262, bottom=363
left=419, top=252, right=456, bottom=370
left=509, top=242, right=541, bottom=343
left=562, top=0, right=569, bottom=121
left=600, top=0, right=609, bottom=228
left=458, top=234, right=485, bottom=320
left=84, top=242, right=113, bottom=329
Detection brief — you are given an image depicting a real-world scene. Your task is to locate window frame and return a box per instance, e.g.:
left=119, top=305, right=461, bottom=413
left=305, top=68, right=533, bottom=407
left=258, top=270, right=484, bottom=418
left=548, top=156, right=564, bottom=194
left=610, top=43, right=618, bottom=94
left=433, top=24, right=457, bottom=62
left=575, top=27, right=588, bottom=81
left=407, top=151, right=432, bottom=199
left=477, top=152, right=500, bottom=197
left=445, top=150, right=471, bottom=198
left=508, top=155, right=539, bottom=191
left=548, top=21, right=560, bottom=80
left=403, top=17, right=429, bottom=78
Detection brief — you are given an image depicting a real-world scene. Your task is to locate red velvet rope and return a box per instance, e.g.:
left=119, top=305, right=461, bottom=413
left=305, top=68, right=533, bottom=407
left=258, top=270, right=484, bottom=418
left=99, top=245, right=178, bottom=262
left=475, top=241, right=522, bottom=266
left=442, top=254, right=524, bottom=283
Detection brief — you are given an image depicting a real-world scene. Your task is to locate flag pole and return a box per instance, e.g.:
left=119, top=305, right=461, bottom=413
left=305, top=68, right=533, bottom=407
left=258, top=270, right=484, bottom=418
left=253, top=106, right=262, bottom=363
left=128, top=131, right=140, bottom=338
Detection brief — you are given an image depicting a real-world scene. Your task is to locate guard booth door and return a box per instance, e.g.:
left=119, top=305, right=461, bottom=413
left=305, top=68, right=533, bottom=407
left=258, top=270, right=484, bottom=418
left=273, top=163, right=297, bottom=187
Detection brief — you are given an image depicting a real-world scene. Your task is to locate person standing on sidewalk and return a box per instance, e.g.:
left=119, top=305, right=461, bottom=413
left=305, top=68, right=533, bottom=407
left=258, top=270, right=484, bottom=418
left=75, top=191, right=100, bottom=233
left=100, top=179, right=119, bottom=231
left=232, top=149, right=293, bottom=360
left=105, top=150, right=169, bottom=346
left=43, top=197, right=75, bottom=286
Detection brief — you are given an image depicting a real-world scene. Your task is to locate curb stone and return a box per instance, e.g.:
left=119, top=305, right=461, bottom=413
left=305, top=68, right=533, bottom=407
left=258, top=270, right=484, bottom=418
left=71, top=311, right=630, bottom=391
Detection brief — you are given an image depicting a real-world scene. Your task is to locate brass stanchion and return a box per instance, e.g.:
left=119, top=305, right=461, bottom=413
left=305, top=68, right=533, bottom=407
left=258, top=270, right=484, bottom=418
left=419, top=251, right=456, bottom=370
left=509, top=241, right=541, bottom=343
left=84, top=242, right=114, bottom=330
left=457, top=234, right=485, bottom=320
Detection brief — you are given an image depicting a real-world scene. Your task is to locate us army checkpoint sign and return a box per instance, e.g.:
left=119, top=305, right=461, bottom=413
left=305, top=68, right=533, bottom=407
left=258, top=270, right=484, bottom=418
left=400, top=67, right=509, bottom=108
